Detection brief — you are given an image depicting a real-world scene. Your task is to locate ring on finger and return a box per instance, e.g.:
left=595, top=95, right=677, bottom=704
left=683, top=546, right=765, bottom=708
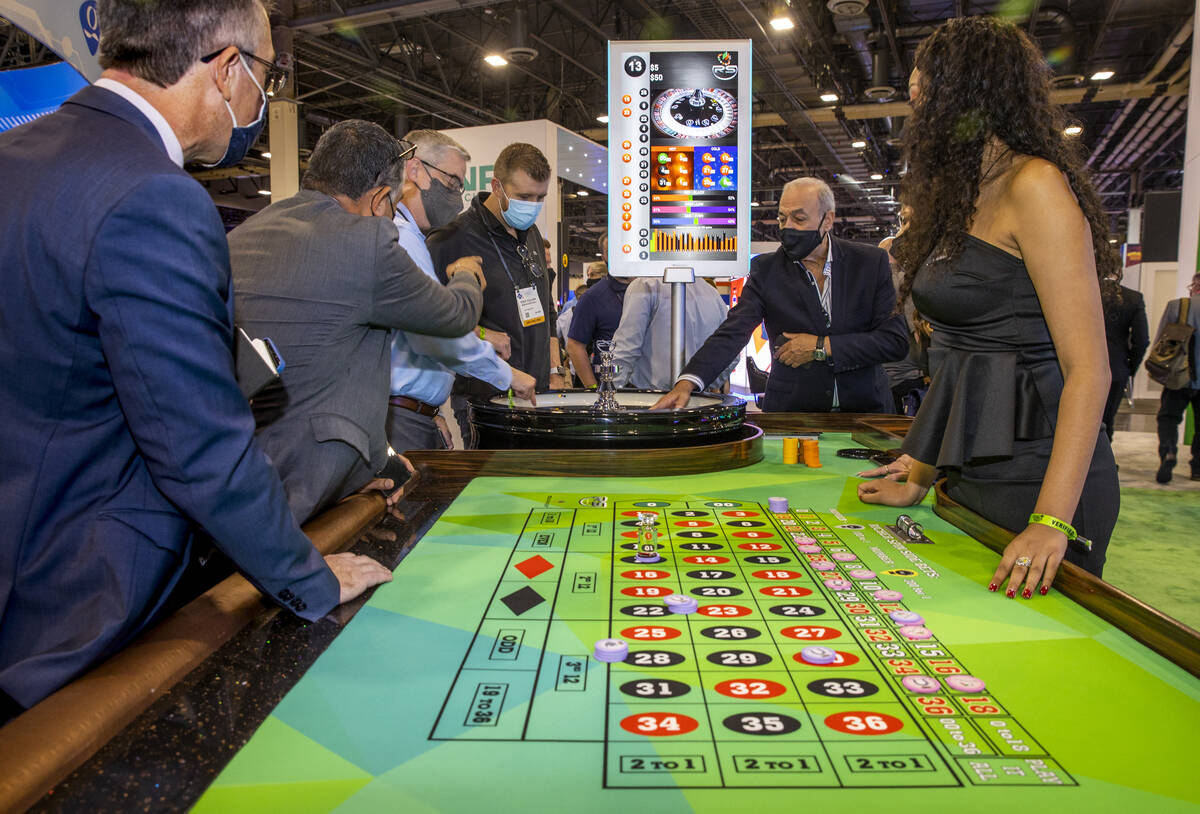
left=1015, top=556, right=1033, bottom=568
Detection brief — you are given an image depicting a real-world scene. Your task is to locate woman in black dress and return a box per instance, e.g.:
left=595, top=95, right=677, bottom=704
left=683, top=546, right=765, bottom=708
left=858, top=17, right=1119, bottom=597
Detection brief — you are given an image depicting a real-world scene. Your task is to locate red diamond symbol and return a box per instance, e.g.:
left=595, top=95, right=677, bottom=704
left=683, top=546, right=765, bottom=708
left=514, top=554, right=555, bottom=579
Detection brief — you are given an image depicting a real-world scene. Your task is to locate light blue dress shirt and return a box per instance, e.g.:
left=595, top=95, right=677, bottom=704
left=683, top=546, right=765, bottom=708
left=390, top=203, right=510, bottom=404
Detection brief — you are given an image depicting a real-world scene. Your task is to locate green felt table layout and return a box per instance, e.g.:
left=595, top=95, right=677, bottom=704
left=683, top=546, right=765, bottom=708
left=194, top=435, right=1200, bottom=814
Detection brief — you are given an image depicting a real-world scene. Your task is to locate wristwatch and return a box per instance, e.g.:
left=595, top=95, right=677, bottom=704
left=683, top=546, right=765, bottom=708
left=549, top=366, right=566, bottom=377
left=812, top=336, right=828, bottom=362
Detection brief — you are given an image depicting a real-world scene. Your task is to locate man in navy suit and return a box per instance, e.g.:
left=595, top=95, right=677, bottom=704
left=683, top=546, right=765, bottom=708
left=654, top=178, right=909, bottom=413
left=0, top=0, right=392, bottom=720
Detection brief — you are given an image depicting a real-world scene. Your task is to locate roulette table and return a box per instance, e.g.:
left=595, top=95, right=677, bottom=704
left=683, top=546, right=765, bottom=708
left=3, top=416, right=1197, bottom=813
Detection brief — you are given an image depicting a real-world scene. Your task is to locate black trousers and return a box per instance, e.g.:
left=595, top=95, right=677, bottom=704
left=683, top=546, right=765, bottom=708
left=945, top=430, right=1118, bottom=578
left=1156, top=386, right=1200, bottom=462
left=1101, top=379, right=1127, bottom=442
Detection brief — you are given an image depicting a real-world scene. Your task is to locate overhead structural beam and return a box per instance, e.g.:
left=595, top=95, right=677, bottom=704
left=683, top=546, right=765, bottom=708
left=291, top=0, right=497, bottom=32
left=578, top=80, right=1189, bottom=140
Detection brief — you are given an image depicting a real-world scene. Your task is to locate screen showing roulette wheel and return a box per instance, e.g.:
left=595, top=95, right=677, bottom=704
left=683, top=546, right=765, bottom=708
left=607, top=41, right=752, bottom=277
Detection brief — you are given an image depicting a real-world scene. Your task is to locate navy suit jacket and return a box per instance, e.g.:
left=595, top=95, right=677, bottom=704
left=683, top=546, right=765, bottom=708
left=0, top=86, right=339, bottom=708
left=682, top=238, right=908, bottom=412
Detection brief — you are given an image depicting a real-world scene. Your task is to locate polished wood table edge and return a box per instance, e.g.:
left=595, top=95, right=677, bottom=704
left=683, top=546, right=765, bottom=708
left=744, top=412, right=912, bottom=437
left=0, top=490, right=388, bottom=814
left=933, top=481, right=1200, bottom=679
left=406, top=424, right=764, bottom=476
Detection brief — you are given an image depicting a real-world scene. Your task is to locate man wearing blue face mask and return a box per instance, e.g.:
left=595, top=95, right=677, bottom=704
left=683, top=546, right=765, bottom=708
left=0, top=0, right=393, bottom=720
left=428, top=143, right=566, bottom=447
left=653, top=177, right=908, bottom=413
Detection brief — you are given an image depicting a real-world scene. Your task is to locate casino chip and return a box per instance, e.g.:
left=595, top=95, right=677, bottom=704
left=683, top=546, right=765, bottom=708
left=848, top=569, right=877, bottom=580
left=594, top=638, right=629, bottom=662
left=901, top=675, right=942, bottom=694
left=823, top=579, right=853, bottom=591
left=812, top=561, right=836, bottom=571
left=897, top=625, right=933, bottom=641
left=945, top=675, right=987, bottom=693
left=831, top=552, right=857, bottom=562
left=663, top=594, right=699, bottom=614
left=800, top=645, right=838, bottom=664
left=768, top=496, right=789, bottom=513
left=873, top=589, right=904, bottom=601
left=889, top=610, right=925, bottom=626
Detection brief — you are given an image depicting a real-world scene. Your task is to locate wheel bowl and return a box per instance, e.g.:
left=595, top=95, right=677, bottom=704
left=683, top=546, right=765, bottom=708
left=469, top=389, right=747, bottom=449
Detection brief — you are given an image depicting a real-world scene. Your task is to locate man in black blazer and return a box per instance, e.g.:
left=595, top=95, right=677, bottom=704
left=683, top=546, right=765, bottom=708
left=654, top=178, right=908, bottom=413
left=1101, top=284, right=1149, bottom=441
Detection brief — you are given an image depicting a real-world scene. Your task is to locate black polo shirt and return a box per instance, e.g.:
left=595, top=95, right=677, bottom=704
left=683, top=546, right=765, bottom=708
left=427, top=193, right=556, bottom=394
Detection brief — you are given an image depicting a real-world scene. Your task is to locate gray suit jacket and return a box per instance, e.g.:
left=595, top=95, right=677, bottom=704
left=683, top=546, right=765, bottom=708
left=230, top=191, right=482, bottom=519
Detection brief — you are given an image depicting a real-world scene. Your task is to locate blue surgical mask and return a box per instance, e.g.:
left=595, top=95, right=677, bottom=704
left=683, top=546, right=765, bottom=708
left=499, top=183, right=543, bottom=231
left=202, top=55, right=267, bottom=169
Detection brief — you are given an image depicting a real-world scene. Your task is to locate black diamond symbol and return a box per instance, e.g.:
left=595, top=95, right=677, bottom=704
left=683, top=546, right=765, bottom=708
left=500, top=586, right=546, bottom=616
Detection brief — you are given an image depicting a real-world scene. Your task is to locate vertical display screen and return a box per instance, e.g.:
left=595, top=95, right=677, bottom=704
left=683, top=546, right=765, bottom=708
left=608, top=41, right=751, bottom=277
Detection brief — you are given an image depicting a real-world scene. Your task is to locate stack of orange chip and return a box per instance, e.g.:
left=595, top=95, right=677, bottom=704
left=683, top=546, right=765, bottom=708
left=802, top=439, right=821, bottom=467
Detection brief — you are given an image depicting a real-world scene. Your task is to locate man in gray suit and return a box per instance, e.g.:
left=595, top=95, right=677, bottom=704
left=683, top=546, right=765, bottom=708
left=230, top=120, right=486, bottom=523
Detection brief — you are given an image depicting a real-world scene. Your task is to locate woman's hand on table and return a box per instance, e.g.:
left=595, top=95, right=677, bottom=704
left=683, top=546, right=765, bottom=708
left=990, top=524, right=1068, bottom=599
left=856, top=453, right=914, bottom=481
left=856, top=478, right=929, bottom=507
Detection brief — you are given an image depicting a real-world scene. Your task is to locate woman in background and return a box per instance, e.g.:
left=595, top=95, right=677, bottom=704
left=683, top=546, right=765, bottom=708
left=858, top=16, right=1119, bottom=596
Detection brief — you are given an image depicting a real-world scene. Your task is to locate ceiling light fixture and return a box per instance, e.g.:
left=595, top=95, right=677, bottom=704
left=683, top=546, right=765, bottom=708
left=820, top=92, right=839, bottom=103
left=484, top=54, right=508, bottom=67
left=577, top=190, right=589, bottom=196
left=870, top=173, right=883, bottom=180
left=1090, top=70, right=1114, bottom=81
left=596, top=114, right=609, bottom=123
left=851, top=140, right=866, bottom=149
left=769, top=16, right=795, bottom=30
left=257, top=189, right=272, bottom=196
left=1063, top=125, right=1083, bottom=136
left=261, top=151, right=272, bottom=159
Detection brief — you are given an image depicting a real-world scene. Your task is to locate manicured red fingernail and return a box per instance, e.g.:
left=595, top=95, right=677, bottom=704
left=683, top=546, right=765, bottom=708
left=1039, top=585, right=1049, bottom=596
left=1005, top=588, right=1015, bottom=598
left=1022, top=588, right=1032, bottom=599
left=987, top=582, right=998, bottom=592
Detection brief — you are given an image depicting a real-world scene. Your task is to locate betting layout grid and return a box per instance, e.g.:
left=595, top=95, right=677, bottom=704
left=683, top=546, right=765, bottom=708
left=429, top=495, right=1074, bottom=790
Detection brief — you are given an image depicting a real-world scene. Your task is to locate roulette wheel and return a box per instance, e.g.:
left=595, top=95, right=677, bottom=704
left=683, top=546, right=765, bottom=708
left=651, top=88, right=737, bottom=140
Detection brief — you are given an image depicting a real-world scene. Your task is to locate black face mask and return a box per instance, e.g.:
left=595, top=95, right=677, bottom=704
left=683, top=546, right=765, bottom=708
left=780, top=226, right=827, bottom=261
left=420, top=177, right=464, bottom=231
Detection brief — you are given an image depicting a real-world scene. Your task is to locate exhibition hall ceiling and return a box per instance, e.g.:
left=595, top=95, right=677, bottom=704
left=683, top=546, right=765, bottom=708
left=1, top=0, right=1191, bottom=249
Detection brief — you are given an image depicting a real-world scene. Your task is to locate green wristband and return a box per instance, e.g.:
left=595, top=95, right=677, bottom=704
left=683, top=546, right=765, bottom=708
left=1028, top=513, right=1092, bottom=551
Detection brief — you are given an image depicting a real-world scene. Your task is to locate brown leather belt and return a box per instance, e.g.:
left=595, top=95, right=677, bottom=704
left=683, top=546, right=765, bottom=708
left=388, top=395, right=439, bottom=417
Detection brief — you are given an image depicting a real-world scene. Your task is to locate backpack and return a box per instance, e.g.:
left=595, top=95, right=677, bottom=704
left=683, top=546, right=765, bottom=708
left=1145, top=298, right=1194, bottom=389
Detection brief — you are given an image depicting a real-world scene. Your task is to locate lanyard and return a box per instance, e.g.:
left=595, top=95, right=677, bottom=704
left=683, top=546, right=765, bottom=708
left=478, top=206, right=530, bottom=290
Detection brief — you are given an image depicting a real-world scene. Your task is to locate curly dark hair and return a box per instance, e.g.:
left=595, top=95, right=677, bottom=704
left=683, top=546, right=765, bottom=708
left=894, top=16, right=1118, bottom=304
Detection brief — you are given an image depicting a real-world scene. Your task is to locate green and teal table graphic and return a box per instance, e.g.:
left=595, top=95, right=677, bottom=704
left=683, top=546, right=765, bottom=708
left=195, top=436, right=1200, bottom=814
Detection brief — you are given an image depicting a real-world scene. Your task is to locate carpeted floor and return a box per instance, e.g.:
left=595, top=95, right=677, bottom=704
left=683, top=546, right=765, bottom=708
left=1105, top=430, right=1200, bottom=632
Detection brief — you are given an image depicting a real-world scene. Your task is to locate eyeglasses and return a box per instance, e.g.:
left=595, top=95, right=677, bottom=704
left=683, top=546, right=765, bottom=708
left=418, top=157, right=465, bottom=193
left=200, top=47, right=290, bottom=97
left=514, top=241, right=543, bottom=279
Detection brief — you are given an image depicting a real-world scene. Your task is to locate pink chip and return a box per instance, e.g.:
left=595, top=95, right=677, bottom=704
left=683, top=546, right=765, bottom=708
left=811, top=561, right=837, bottom=571
left=792, top=535, right=819, bottom=545
left=901, top=675, right=941, bottom=694
left=945, top=675, right=987, bottom=693
left=873, top=589, right=903, bottom=601
left=897, top=625, right=933, bottom=640
left=848, top=569, right=876, bottom=580
left=823, top=579, right=853, bottom=590
left=796, top=544, right=822, bottom=553
left=831, top=552, right=858, bottom=562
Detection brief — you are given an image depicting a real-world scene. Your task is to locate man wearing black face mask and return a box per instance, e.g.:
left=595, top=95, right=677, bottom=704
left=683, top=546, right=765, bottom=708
left=386, top=129, right=537, bottom=454
left=0, top=0, right=398, bottom=718
left=653, top=177, right=908, bottom=413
